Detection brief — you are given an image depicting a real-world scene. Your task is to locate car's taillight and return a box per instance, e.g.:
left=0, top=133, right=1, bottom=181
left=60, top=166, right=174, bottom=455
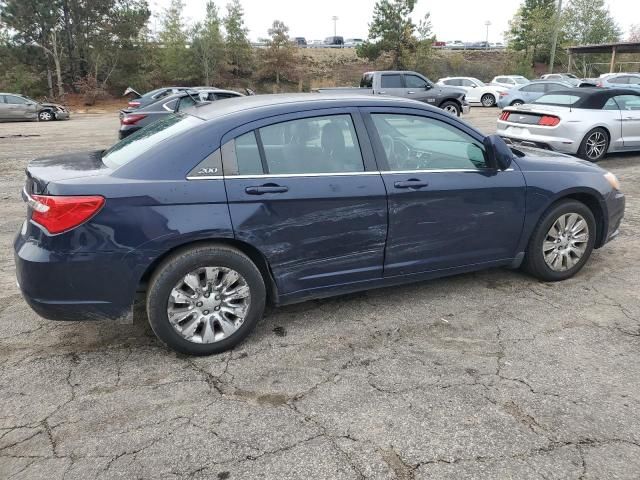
left=538, top=115, right=560, bottom=126
left=121, top=114, right=146, bottom=125
left=29, top=195, right=105, bottom=234
left=499, top=91, right=509, bottom=97
left=128, top=100, right=141, bottom=107
left=595, top=82, right=602, bottom=87
left=499, top=111, right=510, bottom=121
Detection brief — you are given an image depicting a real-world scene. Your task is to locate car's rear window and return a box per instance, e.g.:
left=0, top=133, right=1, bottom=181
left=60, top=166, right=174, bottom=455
left=533, top=94, right=581, bottom=105
left=102, top=114, right=202, bottom=168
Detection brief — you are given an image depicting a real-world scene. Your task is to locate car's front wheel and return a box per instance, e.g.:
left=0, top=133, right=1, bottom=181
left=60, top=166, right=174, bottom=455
left=440, top=101, right=461, bottom=116
left=481, top=94, right=496, bottom=107
left=523, top=200, right=596, bottom=281
left=578, top=127, right=609, bottom=162
left=38, top=110, right=54, bottom=121
left=510, top=100, right=523, bottom=107
left=147, top=244, right=266, bottom=355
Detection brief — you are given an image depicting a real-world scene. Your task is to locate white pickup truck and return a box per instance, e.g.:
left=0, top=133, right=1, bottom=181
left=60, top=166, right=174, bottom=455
left=318, top=70, right=470, bottom=116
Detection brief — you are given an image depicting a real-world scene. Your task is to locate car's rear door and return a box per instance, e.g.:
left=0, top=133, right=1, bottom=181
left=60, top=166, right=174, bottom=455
left=377, top=73, right=406, bottom=98
left=4, top=95, right=32, bottom=120
left=222, top=108, right=388, bottom=296
left=362, top=107, right=526, bottom=276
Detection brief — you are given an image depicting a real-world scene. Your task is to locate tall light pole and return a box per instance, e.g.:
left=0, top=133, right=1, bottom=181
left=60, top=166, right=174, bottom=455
left=332, top=16, right=339, bottom=37
left=485, top=21, right=491, bottom=49
left=549, top=0, right=563, bottom=73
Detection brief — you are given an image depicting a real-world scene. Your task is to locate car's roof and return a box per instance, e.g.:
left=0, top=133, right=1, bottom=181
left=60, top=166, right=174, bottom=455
left=534, top=88, right=640, bottom=108
left=191, top=93, right=438, bottom=121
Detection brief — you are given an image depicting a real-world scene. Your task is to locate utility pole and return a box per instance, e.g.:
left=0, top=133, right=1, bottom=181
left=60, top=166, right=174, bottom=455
left=332, top=16, right=339, bottom=37
left=549, top=0, right=563, bottom=73
left=485, top=21, right=491, bottom=49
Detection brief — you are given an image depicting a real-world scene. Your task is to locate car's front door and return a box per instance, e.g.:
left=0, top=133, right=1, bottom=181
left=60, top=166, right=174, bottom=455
left=363, top=108, right=527, bottom=276
left=461, top=79, right=481, bottom=103
left=4, top=95, right=34, bottom=120
left=615, top=94, right=640, bottom=147
left=222, top=109, right=388, bottom=296
left=0, top=95, right=8, bottom=120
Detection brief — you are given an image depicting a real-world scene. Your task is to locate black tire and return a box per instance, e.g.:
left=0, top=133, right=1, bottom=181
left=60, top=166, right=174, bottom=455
left=38, top=110, right=54, bottom=121
left=440, top=100, right=461, bottom=116
left=577, top=127, right=609, bottom=162
left=146, top=244, right=266, bottom=355
left=481, top=94, right=496, bottom=107
left=510, top=100, right=523, bottom=106
left=523, top=200, right=596, bottom=282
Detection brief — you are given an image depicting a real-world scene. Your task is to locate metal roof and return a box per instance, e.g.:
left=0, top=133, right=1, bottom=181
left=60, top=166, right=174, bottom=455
left=567, top=42, right=640, bottom=54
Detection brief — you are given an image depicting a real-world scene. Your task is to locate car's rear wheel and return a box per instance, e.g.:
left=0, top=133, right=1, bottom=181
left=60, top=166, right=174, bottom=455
left=38, top=110, right=54, bottom=121
left=440, top=101, right=461, bottom=116
left=523, top=200, right=596, bottom=282
left=481, top=94, right=496, bottom=107
left=510, top=100, right=523, bottom=106
left=578, top=127, right=609, bottom=162
left=146, top=244, right=266, bottom=355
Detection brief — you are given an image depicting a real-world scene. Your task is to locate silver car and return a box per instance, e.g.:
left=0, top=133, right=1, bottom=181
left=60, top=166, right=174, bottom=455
left=0, top=93, right=70, bottom=122
left=497, top=88, right=640, bottom=161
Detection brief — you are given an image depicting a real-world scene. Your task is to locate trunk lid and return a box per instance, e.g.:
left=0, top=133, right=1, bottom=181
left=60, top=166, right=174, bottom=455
left=501, top=104, right=571, bottom=125
left=26, top=150, right=111, bottom=194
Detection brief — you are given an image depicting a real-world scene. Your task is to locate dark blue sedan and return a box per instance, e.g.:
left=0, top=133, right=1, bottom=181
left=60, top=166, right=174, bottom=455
left=14, top=94, right=625, bottom=355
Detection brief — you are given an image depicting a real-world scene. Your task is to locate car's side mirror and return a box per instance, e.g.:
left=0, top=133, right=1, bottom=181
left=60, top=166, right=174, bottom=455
left=425, top=84, right=432, bottom=90
left=483, top=135, right=513, bottom=170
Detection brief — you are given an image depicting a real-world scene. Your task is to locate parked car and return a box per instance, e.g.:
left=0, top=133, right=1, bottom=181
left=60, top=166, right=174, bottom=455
left=446, top=40, right=465, bottom=49
left=123, top=86, right=198, bottom=109
left=437, top=77, right=507, bottom=107
left=15, top=93, right=624, bottom=355
left=292, top=37, right=307, bottom=47
left=323, top=36, right=344, bottom=47
left=497, top=80, right=575, bottom=108
left=540, top=73, right=596, bottom=87
left=490, top=75, right=530, bottom=89
left=119, top=89, right=245, bottom=139
left=596, top=73, right=640, bottom=90
left=0, top=93, right=69, bottom=122
left=344, top=38, right=364, bottom=48
left=497, top=88, right=640, bottom=161
left=318, top=70, right=470, bottom=116
left=308, top=39, right=324, bottom=48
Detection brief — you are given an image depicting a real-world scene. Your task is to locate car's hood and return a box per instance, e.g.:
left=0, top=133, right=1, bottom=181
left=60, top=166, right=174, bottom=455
left=434, top=85, right=466, bottom=96
left=513, top=146, right=605, bottom=173
left=40, top=102, right=65, bottom=109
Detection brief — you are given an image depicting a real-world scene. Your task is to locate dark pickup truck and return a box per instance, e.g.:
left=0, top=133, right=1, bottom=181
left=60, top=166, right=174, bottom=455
left=318, top=70, right=470, bottom=116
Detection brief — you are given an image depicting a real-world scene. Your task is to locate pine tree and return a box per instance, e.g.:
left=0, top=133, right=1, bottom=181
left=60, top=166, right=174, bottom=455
left=223, top=0, right=252, bottom=79
left=259, top=20, right=296, bottom=91
left=192, top=1, right=224, bottom=86
left=506, top=0, right=557, bottom=64
left=562, top=0, right=620, bottom=45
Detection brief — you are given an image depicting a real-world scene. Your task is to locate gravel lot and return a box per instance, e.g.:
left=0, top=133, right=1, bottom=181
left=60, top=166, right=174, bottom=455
left=1, top=109, right=639, bottom=480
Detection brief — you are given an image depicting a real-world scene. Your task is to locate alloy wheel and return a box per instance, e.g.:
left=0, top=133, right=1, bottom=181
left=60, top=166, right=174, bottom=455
left=585, top=131, right=607, bottom=160
left=443, top=104, right=459, bottom=115
left=481, top=95, right=495, bottom=107
left=39, top=111, right=53, bottom=121
left=542, top=213, right=589, bottom=272
left=167, top=266, right=251, bottom=344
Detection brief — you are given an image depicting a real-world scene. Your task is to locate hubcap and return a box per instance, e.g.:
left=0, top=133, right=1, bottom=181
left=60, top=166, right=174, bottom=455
left=543, top=213, right=589, bottom=272
left=40, top=112, right=52, bottom=120
left=482, top=96, right=494, bottom=106
left=586, top=131, right=606, bottom=159
left=444, top=105, right=458, bottom=115
left=167, top=267, right=250, bottom=344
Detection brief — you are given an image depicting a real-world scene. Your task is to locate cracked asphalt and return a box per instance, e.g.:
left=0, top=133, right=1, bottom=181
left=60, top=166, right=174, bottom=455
left=0, top=109, right=639, bottom=479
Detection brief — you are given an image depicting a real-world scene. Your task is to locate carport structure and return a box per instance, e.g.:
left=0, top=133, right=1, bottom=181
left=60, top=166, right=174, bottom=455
left=567, top=41, right=640, bottom=74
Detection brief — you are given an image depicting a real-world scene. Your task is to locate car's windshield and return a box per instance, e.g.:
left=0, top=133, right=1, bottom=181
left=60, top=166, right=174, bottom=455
left=533, top=94, right=581, bottom=105
left=515, top=77, right=529, bottom=84
left=102, top=114, right=202, bottom=168
left=472, top=78, right=486, bottom=86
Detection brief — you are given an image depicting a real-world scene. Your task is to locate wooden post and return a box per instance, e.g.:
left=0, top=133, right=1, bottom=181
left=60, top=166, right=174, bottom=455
left=567, top=53, right=573, bottom=74
left=610, top=46, right=617, bottom=73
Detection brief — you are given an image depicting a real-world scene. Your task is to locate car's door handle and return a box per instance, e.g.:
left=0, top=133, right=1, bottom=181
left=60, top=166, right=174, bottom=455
left=378, top=91, right=386, bottom=95
left=245, top=184, right=289, bottom=195
left=394, top=179, right=429, bottom=189
left=407, top=91, right=415, bottom=94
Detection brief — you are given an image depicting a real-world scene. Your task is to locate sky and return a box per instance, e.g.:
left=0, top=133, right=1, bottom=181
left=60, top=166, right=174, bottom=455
left=149, top=0, right=639, bottom=43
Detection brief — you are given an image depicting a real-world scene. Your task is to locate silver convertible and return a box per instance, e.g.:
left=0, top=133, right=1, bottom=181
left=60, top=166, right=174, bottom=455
left=497, top=88, right=640, bottom=161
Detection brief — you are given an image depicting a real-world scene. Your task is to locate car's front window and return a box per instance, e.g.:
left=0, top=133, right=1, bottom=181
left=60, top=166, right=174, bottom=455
left=515, top=77, right=529, bottom=84
left=371, top=114, right=487, bottom=171
left=472, top=78, right=486, bottom=86
left=102, top=114, right=203, bottom=168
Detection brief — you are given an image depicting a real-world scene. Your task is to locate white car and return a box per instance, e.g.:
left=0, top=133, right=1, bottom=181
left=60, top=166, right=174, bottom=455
left=497, top=88, right=640, bottom=161
left=437, top=77, right=507, bottom=107
left=490, top=75, right=530, bottom=89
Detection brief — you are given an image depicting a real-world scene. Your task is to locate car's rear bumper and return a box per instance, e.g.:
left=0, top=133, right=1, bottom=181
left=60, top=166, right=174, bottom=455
left=462, top=104, right=471, bottom=114
left=497, top=123, right=578, bottom=154
left=14, top=226, right=137, bottom=321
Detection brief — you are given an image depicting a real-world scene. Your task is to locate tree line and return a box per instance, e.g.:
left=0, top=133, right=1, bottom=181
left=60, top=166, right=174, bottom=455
left=0, top=0, right=636, bottom=101
left=0, top=0, right=299, bottom=101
